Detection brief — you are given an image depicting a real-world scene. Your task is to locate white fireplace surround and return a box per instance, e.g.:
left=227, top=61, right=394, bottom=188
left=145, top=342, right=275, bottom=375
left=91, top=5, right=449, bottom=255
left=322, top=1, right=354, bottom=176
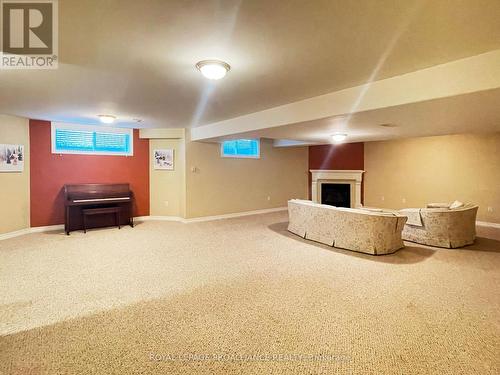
left=310, top=170, right=364, bottom=208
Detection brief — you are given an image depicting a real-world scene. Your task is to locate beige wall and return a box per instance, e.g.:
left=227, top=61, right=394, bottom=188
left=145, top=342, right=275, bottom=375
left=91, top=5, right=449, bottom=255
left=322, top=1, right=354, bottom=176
left=0, top=115, right=30, bottom=234
left=149, top=138, right=186, bottom=217
left=185, top=135, right=308, bottom=218
left=364, top=133, right=500, bottom=223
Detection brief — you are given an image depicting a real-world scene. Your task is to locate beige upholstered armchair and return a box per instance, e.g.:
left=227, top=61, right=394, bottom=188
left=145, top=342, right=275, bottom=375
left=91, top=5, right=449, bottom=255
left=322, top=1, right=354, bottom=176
left=401, top=205, right=478, bottom=248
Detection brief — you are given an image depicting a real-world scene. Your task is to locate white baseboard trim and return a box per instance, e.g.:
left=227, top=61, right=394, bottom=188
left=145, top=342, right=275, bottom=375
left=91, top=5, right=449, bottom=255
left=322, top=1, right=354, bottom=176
left=29, top=224, right=65, bottom=233
left=0, top=225, right=65, bottom=241
left=183, top=207, right=287, bottom=223
left=0, top=207, right=289, bottom=241
left=0, top=228, right=30, bottom=241
left=134, top=215, right=182, bottom=222
left=476, top=220, right=500, bottom=241
left=476, top=221, right=500, bottom=229
left=136, top=207, right=288, bottom=224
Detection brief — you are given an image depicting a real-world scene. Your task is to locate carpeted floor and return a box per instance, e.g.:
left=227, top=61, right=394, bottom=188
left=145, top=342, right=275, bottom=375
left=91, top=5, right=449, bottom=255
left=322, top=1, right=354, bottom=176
left=0, top=211, right=499, bottom=374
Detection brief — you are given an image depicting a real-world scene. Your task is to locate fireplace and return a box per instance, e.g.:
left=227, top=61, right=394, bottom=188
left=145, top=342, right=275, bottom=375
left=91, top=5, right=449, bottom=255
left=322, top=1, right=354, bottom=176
left=310, top=170, right=364, bottom=208
left=321, top=183, right=351, bottom=208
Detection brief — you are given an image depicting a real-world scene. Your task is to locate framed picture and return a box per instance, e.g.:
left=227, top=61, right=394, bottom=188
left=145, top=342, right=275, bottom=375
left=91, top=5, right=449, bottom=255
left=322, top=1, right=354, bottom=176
left=153, top=149, right=174, bottom=170
left=0, top=144, right=24, bottom=172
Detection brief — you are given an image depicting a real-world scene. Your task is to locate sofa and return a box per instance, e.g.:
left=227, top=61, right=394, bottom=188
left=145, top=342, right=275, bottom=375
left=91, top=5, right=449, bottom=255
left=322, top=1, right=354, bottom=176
left=400, top=205, right=478, bottom=248
left=287, top=199, right=407, bottom=255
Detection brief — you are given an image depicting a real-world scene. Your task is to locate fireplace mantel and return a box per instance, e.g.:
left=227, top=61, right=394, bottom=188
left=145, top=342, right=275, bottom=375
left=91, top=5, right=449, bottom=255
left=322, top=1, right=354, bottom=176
left=310, top=170, right=364, bottom=208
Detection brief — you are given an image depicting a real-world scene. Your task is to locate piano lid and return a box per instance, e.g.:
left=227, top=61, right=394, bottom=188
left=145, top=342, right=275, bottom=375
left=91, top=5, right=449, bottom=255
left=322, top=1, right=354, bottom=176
left=64, top=183, right=132, bottom=201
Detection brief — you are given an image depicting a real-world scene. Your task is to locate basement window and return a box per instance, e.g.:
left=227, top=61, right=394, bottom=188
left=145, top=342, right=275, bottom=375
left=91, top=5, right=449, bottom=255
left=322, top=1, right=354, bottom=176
left=221, top=139, right=260, bottom=159
left=51, top=123, right=133, bottom=156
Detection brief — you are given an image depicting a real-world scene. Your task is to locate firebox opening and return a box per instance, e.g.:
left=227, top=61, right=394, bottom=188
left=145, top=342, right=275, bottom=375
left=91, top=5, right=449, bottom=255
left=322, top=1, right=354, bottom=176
left=321, top=183, right=351, bottom=208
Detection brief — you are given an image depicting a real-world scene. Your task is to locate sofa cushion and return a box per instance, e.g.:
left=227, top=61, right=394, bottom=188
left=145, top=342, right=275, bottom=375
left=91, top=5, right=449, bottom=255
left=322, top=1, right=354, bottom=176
left=449, top=200, right=464, bottom=209
left=426, top=202, right=450, bottom=208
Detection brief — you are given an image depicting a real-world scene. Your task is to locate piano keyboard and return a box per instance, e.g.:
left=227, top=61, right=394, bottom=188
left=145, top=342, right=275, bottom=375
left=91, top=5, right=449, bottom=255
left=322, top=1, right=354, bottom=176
left=73, top=197, right=131, bottom=203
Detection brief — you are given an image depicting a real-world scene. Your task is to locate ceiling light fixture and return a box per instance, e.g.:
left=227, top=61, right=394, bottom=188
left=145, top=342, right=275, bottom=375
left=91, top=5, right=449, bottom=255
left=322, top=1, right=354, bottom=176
left=196, top=60, right=230, bottom=80
left=379, top=123, right=398, bottom=128
left=98, top=115, right=116, bottom=124
left=331, top=133, right=347, bottom=143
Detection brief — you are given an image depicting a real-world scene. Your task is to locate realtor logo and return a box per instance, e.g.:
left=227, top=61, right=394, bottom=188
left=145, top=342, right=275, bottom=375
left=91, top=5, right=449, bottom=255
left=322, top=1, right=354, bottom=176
left=1, top=0, right=58, bottom=69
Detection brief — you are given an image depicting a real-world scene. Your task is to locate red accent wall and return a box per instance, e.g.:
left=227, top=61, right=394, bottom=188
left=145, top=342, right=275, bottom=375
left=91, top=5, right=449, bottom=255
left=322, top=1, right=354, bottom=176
left=29, top=120, right=149, bottom=227
left=308, top=143, right=364, bottom=201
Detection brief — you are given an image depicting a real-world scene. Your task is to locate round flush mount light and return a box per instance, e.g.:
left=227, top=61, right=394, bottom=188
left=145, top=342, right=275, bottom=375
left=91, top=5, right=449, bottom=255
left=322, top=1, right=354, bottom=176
left=196, top=60, right=230, bottom=80
left=98, top=115, right=116, bottom=124
left=331, top=133, right=347, bottom=143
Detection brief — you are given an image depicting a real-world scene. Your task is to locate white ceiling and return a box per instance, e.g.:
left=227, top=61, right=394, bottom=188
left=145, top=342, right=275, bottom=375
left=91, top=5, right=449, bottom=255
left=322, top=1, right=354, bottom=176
left=225, top=88, right=500, bottom=145
left=1, top=0, right=500, bottom=133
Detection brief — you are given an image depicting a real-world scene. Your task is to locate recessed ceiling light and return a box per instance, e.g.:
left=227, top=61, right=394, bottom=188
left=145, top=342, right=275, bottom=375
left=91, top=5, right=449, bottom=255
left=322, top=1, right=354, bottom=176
left=196, top=60, right=230, bottom=80
left=331, top=133, right=347, bottom=143
left=98, top=115, right=116, bottom=124
left=379, top=123, right=398, bottom=127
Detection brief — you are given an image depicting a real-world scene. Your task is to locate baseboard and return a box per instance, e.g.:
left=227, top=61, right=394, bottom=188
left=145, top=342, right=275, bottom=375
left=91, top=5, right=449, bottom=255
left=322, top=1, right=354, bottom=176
left=476, top=221, right=500, bottom=241
left=136, top=207, right=287, bottom=224
left=0, top=228, right=30, bottom=241
left=183, top=207, right=288, bottom=223
left=29, top=224, right=65, bottom=233
left=134, top=216, right=182, bottom=222
left=0, top=207, right=288, bottom=241
left=476, top=221, right=500, bottom=229
left=0, top=224, right=65, bottom=241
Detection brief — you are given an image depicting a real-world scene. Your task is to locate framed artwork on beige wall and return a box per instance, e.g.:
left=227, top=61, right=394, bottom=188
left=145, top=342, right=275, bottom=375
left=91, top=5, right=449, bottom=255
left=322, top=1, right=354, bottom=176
left=153, top=149, right=174, bottom=170
left=0, top=144, right=24, bottom=172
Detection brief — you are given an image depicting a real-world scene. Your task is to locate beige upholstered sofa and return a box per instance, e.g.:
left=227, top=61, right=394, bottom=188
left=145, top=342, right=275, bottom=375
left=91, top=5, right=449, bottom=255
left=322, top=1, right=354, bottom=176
left=400, top=205, right=478, bottom=248
left=287, top=199, right=407, bottom=255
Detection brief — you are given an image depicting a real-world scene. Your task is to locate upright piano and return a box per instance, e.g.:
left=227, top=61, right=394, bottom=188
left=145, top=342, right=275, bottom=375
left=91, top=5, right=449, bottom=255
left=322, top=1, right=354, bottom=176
left=64, top=183, right=134, bottom=235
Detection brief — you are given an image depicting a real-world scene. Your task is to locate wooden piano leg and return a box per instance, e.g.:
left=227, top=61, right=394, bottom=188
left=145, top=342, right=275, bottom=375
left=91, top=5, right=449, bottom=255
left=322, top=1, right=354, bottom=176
left=129, top=204, right=134, bottom=227
left=65, top=206, right=70, bottom=235
left=116, top=211, right=121, bottom=229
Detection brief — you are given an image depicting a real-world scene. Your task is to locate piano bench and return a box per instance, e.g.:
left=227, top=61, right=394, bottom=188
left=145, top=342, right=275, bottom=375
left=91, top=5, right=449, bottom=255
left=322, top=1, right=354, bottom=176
left=82, top=207, right=122, bottom=233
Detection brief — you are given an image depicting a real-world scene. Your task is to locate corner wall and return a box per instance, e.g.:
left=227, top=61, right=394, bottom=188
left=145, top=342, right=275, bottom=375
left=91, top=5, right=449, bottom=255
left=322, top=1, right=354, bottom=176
left=364, top=133, right=500, bottom=223
left=149, top=138, right=186, bottom=217
left=185, top=134, right=308, bottom=218
left=0, top=115, right=30, bottom=234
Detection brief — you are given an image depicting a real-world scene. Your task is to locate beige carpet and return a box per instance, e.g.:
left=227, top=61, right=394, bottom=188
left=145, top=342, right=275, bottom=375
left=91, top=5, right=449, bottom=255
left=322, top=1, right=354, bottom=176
left=0, top=211, right=499, bottom=374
